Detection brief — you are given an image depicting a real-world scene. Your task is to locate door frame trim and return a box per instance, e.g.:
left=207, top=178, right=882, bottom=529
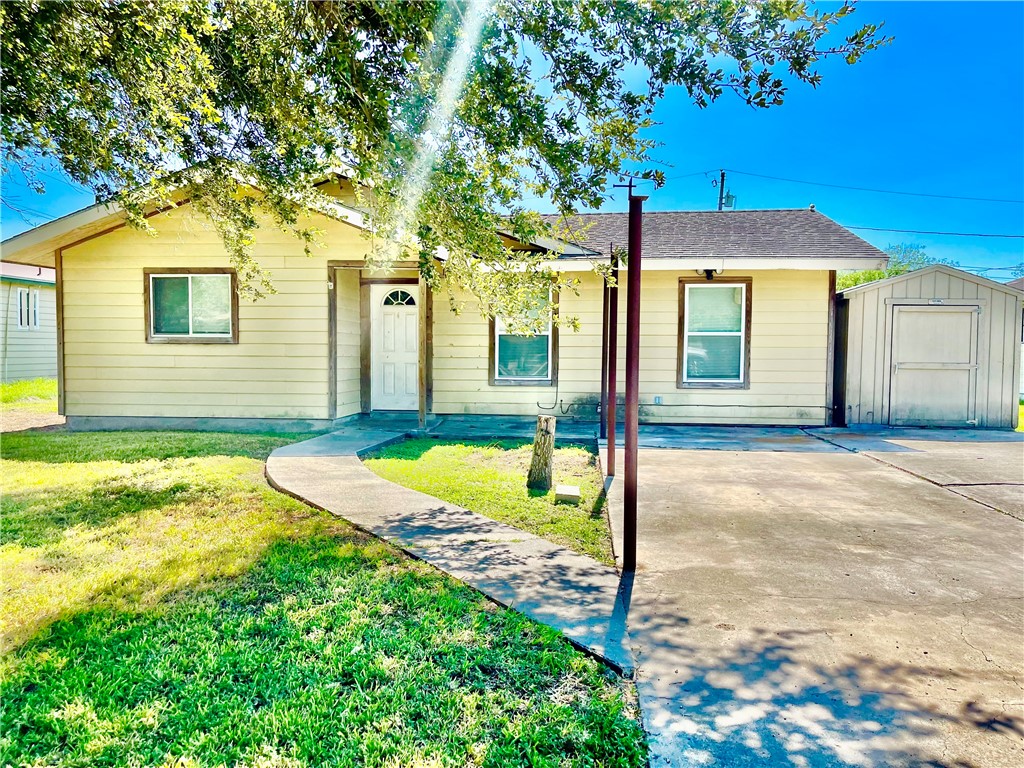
left=882, top=301, right=983, bottom=426
left=367, top=281, right=422, bottom=412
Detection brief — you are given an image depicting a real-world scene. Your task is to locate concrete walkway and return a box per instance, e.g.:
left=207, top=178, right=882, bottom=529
left=265, top=428, right=634, bottom=676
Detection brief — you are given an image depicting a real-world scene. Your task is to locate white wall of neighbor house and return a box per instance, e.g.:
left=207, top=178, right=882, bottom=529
left=432, top=269, right=832, bottom=425
left=0, top=280, right=58, bottom=381
left=59, top=203, right=370, bottom=421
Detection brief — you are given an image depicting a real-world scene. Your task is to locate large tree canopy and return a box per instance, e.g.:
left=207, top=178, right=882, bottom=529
left=1, top=0, right=886, bottom=324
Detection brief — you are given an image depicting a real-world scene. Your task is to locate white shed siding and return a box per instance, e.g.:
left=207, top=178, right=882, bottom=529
left=0, top=280, right=58, bottom=381
left=841, top=266, right=1022, bottom=428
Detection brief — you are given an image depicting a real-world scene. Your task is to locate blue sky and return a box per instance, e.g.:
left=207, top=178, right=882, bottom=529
left=2, top=1, right=1022, bottom=279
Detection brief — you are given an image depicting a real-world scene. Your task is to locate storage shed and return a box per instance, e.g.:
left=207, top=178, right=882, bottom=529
left=836, top=265, right=1023, bottom=429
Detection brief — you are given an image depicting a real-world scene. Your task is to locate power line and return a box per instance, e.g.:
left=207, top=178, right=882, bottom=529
left=845, top=224, right=1024, bottom=239
left=725, top=168, right=1024, bottom=204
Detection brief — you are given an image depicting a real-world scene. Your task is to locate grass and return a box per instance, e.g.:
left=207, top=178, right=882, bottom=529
left=1, top=377, right=57, bottom=414
left=363, top=439, right=613, bottom=564
left=0, top=431, right=645, bottom=768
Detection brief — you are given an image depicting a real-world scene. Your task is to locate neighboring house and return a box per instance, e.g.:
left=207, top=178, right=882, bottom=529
left=0, top=261, right=58, bottom=382
left=837, top=266, right=1023, bottom=429
left=1011, top=276, right=1024, bottom=397
left=0, top=178, right=890, bottom=430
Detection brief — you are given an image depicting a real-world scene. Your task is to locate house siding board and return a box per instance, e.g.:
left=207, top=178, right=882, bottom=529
left=841, top=266, right=1022, bottom=428
left=336, top=268, right=361, bottom=418
left=0, top=280, right=58, bottom=381
left=60, top=205, right=372, bottom=420
left=432, top=269, right=831, bottom=425
left=54, top=201, right=846, bottom=427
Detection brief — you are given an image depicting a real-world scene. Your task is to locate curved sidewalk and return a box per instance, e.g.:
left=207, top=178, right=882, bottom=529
left=265, top=429, right=634, bottom=676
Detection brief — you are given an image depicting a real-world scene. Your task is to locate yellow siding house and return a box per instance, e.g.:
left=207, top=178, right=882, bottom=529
left=0, top=179, right=889, bottom=431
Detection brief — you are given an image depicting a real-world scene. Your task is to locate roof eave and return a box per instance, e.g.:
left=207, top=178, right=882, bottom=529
left=1, top=202, right=123, bottom=268
left=543, top=255, right=889, bottom=272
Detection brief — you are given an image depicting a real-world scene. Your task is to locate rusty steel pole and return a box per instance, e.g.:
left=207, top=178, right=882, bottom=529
left=605, top=247, right=619, bottom=477
left=599, top=278, right=610, bottom=441
left=623, top=194, right=646, bottom=572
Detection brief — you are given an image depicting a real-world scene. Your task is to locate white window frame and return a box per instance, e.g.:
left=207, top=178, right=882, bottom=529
left=494, top=314, right=554, bottom=383
left=149, top=273, right=233, bottom=339
left=682, top=282, right=746, bottom=384
left=16, top=288, right=40, bottom=330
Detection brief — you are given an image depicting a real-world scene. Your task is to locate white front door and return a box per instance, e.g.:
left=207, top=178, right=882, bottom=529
left=888, top=304, right=979, bottom=426
left=370, top=284, right=419, bottom=411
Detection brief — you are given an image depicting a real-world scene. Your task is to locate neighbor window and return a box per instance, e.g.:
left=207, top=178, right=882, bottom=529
left=491, top=294, right=557, bottom=385
left=679, top=280, right=751, bottom=388
left=146, top=271, right=237, bottom=343
left=16, top=288, right=40, bottom=329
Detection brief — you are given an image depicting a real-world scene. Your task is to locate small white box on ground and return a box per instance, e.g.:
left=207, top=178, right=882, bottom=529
left=555, top=484, right=581, bottom=505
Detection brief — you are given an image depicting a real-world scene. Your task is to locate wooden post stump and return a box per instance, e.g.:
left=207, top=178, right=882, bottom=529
left=527, top=415, right=556, bottom=491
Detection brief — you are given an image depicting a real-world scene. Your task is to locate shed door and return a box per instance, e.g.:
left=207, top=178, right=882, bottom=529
left=888, top=305, right=979, bottom=426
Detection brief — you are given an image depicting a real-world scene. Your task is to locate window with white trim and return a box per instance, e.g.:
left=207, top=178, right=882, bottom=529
left=17, top=288, right=40, bottom=329
left=149, top=273, right=233, bottom=340
left=492, top=293, right=555, bottom=384
left=494, top=316, right=552, bottom=382
left=681, top=283, right=747, bottom=384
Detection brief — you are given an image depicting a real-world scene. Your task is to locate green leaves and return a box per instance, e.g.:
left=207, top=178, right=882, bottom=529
left=1, top=0, right=888, bottom=321
left=836, top=243, right=956, bottom=290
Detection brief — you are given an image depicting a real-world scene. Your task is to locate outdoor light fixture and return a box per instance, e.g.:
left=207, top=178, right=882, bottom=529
left=697, top=269, right=723, bottom=281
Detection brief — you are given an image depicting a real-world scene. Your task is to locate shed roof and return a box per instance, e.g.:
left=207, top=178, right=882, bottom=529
left=542, top=208, right=887, bottom=260
left=1007, top=276, right=1024, bottom=291
left=838, top=264, right=1024, bottom=297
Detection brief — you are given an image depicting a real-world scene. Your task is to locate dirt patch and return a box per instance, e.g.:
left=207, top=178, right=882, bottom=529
left=1, top=409, right=66, bottom=434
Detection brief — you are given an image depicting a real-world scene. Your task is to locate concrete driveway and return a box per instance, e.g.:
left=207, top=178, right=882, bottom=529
left=604, top=427, right=1024, bottom=767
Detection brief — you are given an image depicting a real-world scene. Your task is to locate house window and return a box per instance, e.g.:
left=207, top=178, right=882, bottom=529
left=679, top=280, right=751, bottom=388
left=491, top=293, right=557, bottom=386
left=17, top=289, right=40, bottom=329
left=146, top=270, right=237, bottom=343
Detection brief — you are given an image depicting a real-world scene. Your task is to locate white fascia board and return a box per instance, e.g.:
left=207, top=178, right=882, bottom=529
left=318, top=199, right=368, bottom=230
left=1, top=202, right=121, bottom=264
left=540, top=256, right=889, bottom=272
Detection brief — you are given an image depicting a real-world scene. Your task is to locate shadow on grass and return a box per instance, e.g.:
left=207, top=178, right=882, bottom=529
left=1, top=533, right=646, bottom=768
left=363, top=437, right=598, bottom=463
left=0, top=430, right=323, bottom=464
left=1, top=480, right=193, bottom=547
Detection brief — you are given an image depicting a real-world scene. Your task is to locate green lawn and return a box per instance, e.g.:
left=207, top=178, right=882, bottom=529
left=1, top=377, right=58, bottom=414
left=0, top=431, right=645, bottom=768
left=363, top=439, right=614, bottom=564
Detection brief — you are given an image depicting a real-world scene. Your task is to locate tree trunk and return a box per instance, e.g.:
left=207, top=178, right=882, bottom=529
left=527, top=415, right=556, bottom=491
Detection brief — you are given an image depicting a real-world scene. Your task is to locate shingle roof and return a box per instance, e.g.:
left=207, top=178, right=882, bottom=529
left=1007, top=276, right=1024, bottom=291
left=540, top=208, right=887, bottom=260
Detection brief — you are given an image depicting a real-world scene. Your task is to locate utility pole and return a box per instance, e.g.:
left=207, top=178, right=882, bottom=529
left=599, top=263, right=610, bottom=442
left=718, top=169, right=726, bottom=211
